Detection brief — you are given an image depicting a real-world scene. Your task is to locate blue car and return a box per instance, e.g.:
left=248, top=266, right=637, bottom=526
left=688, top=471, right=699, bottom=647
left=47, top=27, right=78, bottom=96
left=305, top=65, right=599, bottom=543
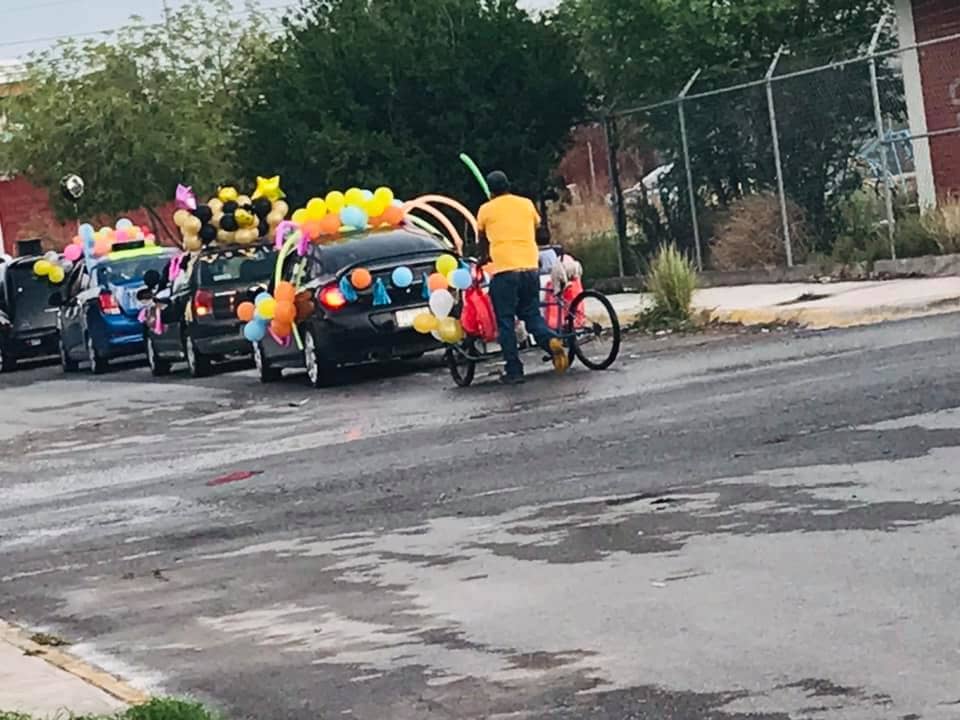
left=52, top=243, right=177, bottom=374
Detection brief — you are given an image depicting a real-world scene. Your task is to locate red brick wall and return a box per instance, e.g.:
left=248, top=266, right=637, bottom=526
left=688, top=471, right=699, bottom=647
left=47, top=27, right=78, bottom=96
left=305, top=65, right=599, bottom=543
left=0, top=175, right=180, bottom=255
left=913, top=0, right=960, bottom=197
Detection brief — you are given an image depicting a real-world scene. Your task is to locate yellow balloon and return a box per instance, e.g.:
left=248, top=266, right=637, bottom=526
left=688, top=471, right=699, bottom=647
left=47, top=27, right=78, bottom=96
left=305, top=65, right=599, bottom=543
left=436, top=254, right=458, bottom=276
left=184, top=235, right=203, bottom=252
left=173, top=209, right=191, bottom=227
left=438, top=317, right=464, bottom=344
left=235, top=209, right=256, bottom=228
left=367, top=197, right=389, bottom=217
left=258, top=297, right=277, bottom=320
left=413, top=312, right=439, bottom=335
left=374, top=186, right=394, bottom=207
left=344, top=187, right=365, bottom=207
left=33, top=260, right=51, bottom=277
left=325, top=191, right=346, bottom=213
left=306, top=197, right=327, bottom=219
left=218, top=186, right=239, bottom=203
left=48, top=266, right=65, bottom=284
left=292, top=208, right=309, bottom=225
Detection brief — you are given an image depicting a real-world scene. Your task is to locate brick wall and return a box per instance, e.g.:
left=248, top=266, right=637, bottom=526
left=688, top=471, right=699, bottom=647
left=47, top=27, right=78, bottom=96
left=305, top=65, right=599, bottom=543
left=913, top=0, right=960, bottom=197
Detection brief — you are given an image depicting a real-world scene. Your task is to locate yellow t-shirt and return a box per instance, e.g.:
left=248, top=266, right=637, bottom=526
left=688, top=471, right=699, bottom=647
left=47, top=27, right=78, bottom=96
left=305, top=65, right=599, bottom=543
left=477, top=194, right=541, bottom=274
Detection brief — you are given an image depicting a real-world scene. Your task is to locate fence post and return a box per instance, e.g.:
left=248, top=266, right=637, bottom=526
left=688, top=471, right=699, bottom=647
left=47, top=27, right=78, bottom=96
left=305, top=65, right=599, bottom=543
left=869, top=12, right=897, bottom=260
left=765, top=46, right=794, bottom=268
left=603, top=115, right=627, bottom=277
left=678, top=69, right=704, bottom=271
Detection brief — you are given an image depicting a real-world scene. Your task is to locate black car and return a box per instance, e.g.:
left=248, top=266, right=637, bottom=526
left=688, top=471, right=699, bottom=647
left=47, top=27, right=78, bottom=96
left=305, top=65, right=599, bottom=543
left=142, top=243, right=276, bottom=378
left=255, top=227, right=447, bottom=387
left=0, top=256, right=60, bottom=372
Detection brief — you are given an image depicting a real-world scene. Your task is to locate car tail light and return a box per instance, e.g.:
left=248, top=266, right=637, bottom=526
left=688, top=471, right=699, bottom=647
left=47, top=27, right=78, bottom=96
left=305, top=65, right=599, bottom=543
left=317, top=284, right=346, bottom=312
left=98, top=291, right=120, bottom=315
left=194, top=289, right=214, bottom=318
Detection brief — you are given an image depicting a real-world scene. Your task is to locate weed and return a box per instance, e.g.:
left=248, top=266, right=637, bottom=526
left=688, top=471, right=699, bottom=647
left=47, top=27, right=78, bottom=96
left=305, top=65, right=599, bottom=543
left=642, top=244, right=697, bottom=331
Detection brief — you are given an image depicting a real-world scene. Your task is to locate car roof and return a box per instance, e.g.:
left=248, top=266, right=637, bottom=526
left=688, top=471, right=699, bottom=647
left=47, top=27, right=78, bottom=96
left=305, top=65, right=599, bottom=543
left=307, top=227, right=451, bottom=270
left=199, top=241, right=275, bottom=258
left=91, top=244, right=176, bottom=267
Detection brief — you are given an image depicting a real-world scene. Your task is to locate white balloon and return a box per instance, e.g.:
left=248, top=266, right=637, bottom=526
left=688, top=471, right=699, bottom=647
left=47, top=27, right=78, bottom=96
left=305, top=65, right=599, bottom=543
left=429, top=290, right=454, bottom=318
left=44, top=251, right=59, bottom=263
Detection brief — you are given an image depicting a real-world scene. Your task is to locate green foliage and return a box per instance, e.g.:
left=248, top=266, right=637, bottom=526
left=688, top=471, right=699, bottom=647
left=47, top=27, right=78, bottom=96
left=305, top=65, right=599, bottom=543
left=644, top=243, right=697, bottom=327
left=237, top=0, right=592, bottom=208
left=567, top=231, right=621, bottom=281
left=921, top=198, right=960, bottom=255
left=0, top=0, right=270, bottom=221
left=1, top=698, right=220, bottom=720
left=831, top=190, right=940, bottom=265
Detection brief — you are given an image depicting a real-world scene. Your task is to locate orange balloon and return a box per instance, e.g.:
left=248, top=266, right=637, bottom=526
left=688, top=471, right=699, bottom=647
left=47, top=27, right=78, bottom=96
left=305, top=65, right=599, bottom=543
left=318, top=214, right=341, bottom=236
left=93, top=239, right=111, bottom=257
left=236, top=301, right=255, bottom=322
left=304, top=219, right=323, bottom=241
left=274, top=281, right=296, bottom=303
left=351, top=268, right=372, bottom=290
left=427, top=272, right=448, bottom=292
left=274, top=300, right=296, bottom=324
left=382, top=205, right=405, bottom=226
left=270, top=319, right=293, bottom=338
left=368, top=214, right=384, bottom=228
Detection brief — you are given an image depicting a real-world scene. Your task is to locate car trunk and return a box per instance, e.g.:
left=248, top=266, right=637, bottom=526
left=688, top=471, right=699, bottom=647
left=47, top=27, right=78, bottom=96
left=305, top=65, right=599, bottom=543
left=8, top=267, right=57, bottom=333
left=111, top=280, right=150, bottom=320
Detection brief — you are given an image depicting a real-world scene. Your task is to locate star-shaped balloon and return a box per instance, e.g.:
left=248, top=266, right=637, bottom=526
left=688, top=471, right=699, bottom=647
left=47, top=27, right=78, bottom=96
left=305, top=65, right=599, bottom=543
left=175, top=184, right=197, bottom=211
left=252, top=176, right=286, bottom=202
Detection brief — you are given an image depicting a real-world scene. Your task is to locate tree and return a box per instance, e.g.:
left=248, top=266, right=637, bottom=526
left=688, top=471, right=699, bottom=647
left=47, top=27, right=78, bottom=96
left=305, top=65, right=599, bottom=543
left=237, top=0, right=593, bottom=214
left=0, top=0, right=272, bottom=231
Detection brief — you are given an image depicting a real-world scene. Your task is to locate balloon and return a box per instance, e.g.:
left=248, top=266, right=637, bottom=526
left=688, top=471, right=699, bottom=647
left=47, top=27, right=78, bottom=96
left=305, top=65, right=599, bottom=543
left=236, top=228, right=259, bottom=244
left=48, top=266, right=65, bottom=284
left=303, top=220, right=323, bottom=241
left=306, top=197, right=327, bottom=219
left=218, top=186, right=239, bottom=203
left=257, top=297, right=277, bottom=320
left=273, top=200, right=290, bottom=218
left=351, top=268, right=372, bottom=290
left=319, top=214, right=341, bottom=235
left=236, top=195, right=252, bottom=208
left=374, top=186, right=395, bottom=207
left=244, top=320, right=267, bottom=342
left=391, top=266, right=413, bottom=288
left=183, top=235, right=203, bottom=252
left=173, top=209, right=191, bottom=227
left=325, top=191, right=345, bottom=213
left=292, top=208, right=308, bottom=225
left=199, top=224, right=218, bottom=243
left=255, top=292, right=272, bottom=305
left=275, top=282, right=296, bottom=303
left=252, top=175, right=285, bottom=202
left=266, top=211, right=286, bottom=227
left=344, top=187, right=365, bottom=207
left=216, top=230, right=235, bottom=245
left=194, top=205, right=214, bottom=224
left=235, top=209, right=256, bottom=228
left=438, top=317, right=464, bottom=344
left=436, top=254, right=458, bottom=276
left=413, top=312, right=438, bottom=334
left=427, top=272, right=448, bottom=292
left=208, top=198, right=224, bottom=214
left=295, top=298, right=316, bottom=321
left=79, top=223, right=95, bottom=243
left=222, top=200, right=239, bottom=215
left=237, top=301, right=255, bottom=322
left=33, top=260, right=52, bottom=276
left=116, top=229, right=131, bottom=244
left=64, top=244, right=84, bottom=262
left=274, top=301, right=296, bottom=325
left=220, top=214, right=239, bottom=232
left=340, top=206, right=368, bottom=230
left=450, top=268, right=472, bottom=290
left=94, top=239, right=112, bottom=257
left=367, top=198, right=389, bottom=218
left=270, top=319, right=293, bottom=338
left=429, top=289, right=454, bottom=318
left=382, top=205, right=405, bottom=226
left=252, top=197, right=273, bottom=219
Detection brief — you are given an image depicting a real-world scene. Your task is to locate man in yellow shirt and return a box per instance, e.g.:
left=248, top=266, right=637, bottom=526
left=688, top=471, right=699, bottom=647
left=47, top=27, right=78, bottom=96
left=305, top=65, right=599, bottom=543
left=477, top=171, right=568, bottom=384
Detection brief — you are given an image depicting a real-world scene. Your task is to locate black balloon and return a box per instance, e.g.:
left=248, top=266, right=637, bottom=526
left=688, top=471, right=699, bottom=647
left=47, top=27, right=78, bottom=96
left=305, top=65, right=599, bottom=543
left=253, top=197, right=272, bottom=218
left=199, top=224, right=218, bottom=243
left=222, top=200, right=239, bottom=214
left=193, top=205, right=213, bottom=224
left=258, top=219, right=270, bottom=238
left=220, top=214, right=239, bottom=232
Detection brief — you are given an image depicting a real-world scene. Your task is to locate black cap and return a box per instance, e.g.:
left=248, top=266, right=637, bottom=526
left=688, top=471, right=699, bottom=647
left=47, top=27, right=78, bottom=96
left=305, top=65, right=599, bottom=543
left=486, top=171, right=510, bottom=196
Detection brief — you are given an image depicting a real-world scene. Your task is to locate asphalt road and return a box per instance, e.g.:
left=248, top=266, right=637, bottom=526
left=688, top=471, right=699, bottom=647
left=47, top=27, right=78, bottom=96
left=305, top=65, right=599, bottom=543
left=2, top=317, right=960, bottom=720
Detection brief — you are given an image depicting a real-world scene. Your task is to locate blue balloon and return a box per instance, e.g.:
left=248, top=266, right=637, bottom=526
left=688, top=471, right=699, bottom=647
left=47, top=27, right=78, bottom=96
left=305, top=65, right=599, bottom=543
left=391, top=266, right=413, bottom=288
left=361, top=189, right=374, bottom=202
left=244, top=320, right=267, bottom=343
left=450, top=268, right=472, bottom=291
left=79, top=223, right=95, bottom=244
left=340, top=206, right=368, bottom=230
left=255, top=292, right=272, bottom=306
left=115, top=218, right=134, bottom=230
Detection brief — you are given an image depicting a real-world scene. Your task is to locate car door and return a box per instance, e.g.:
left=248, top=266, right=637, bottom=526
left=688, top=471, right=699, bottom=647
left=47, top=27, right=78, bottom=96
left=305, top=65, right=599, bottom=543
left=60, top=266, right=92, bottom=358
left=156, top=258, right=194, bottom=355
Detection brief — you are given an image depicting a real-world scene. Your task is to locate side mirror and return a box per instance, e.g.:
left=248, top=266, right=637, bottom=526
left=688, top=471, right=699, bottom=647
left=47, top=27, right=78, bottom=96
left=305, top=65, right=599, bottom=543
left=143, top=269, right=161, bottom=289
left=49, top=291, right=63, bottom=308
left=136, top=287, right=154, bottom=302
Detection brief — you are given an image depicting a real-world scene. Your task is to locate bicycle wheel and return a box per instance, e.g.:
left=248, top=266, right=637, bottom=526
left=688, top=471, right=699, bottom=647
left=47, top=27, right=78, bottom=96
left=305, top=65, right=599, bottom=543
left=446, top=343, right=476, bottom=387
left=566, top=290, right=621, bottom=370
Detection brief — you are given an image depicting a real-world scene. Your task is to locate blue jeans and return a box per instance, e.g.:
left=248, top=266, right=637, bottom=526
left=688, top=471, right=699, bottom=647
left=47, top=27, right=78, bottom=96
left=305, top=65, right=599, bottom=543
left=489, top=270, right=559, bottom=378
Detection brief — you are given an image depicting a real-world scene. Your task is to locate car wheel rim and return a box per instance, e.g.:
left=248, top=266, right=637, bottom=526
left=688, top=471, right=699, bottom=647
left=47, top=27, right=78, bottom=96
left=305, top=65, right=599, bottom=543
left=186, top=337, right=196, bottom=371
left=87, top=339, right=96, bottom=367
left=305, top=335, right=319, bottom=384
left=147, top=337, right=156, bottom=369
left=253, top=343, right=263, bottom=372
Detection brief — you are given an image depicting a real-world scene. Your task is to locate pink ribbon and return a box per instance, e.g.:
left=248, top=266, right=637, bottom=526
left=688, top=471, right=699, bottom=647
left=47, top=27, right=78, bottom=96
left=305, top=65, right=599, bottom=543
left=268, top=328, right=292, bottom=347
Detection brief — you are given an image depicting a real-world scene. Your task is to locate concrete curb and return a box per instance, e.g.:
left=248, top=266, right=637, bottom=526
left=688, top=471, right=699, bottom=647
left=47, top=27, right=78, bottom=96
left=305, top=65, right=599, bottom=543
left=0, top=619, right=149, bottom=706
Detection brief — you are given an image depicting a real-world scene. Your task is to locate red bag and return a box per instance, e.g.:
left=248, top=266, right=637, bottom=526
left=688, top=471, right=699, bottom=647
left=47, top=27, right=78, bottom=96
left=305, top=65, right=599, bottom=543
left=460, top=268, right=498, bottom=342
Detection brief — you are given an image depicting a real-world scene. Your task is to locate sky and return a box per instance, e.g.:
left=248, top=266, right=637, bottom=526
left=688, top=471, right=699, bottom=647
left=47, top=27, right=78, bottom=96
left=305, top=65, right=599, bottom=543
left=1, top=0, right=557, bottom=59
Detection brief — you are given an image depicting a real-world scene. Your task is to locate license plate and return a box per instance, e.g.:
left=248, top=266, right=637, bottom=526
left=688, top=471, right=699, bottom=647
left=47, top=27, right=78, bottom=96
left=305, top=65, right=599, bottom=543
left=27, top=338, right=41, bottom=347
left=395, top=307, right=426, bottom=328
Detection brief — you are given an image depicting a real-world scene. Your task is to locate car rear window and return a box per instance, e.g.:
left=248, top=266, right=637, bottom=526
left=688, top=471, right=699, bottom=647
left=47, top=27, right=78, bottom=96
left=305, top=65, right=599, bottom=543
left=8, top=266, right=56, bottom=331
left=198, top=246, right=275, bottom=286
left=313, top=229, right=451, bottom=275
left=97, top=255, right=171, bottom=286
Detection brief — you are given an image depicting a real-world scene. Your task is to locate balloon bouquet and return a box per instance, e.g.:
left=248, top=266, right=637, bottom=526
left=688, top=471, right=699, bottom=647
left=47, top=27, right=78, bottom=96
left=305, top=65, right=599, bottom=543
left=35, top=219, right=156, bottom=285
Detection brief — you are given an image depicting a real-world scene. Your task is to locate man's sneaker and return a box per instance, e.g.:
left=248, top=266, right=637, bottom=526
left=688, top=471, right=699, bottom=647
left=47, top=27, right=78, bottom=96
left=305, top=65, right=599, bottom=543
left=499, top=373, right=526, bottom=385
left=549, top=338, right=569, bottom=374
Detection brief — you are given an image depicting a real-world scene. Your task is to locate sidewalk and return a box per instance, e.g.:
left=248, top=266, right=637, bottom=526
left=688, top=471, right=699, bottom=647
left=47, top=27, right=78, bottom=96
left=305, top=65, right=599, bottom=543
left=601, top=277, right=960, bottom=329
left=0, top=621, right=143, bottom=717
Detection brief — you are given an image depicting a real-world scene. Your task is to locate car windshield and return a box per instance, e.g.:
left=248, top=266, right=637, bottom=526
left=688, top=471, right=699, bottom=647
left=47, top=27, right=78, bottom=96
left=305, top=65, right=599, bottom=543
left=312, top=228, right=451, bottom=275
left=198, top=246, right=274, bottom=286
left=9, top=265, right=56, bottom=331
left=97, top=255, right=171, bottom=286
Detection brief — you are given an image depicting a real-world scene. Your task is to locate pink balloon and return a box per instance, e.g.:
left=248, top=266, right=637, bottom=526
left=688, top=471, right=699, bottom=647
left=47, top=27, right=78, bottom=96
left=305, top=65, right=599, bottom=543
left=63, top=244, right=83, bottom=262
left=114, top=229, right=129, bottom=243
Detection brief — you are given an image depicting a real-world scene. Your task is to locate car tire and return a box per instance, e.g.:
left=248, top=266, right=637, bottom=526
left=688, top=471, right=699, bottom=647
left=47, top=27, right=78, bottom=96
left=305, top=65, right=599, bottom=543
left=0, top=341, right=15, bottom=374
left=303, top=327, right=336, bottom=389
left=184, top=333, right=212, bottom=378
left=253, top=341, right=281, bottom=383
left=146, top=334, right=172, bottom=377
left=60, top=337, right=79, bottom=374
left=87, top=336, right=108, bottom=375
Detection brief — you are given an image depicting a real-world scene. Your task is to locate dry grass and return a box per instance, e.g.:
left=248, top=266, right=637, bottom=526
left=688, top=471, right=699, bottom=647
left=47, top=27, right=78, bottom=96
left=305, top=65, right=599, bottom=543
left=921, top=196, right=960, bottom=254
left=547, top=196, right=614, bottom=246
left=711, top=192, right=809, bottom=271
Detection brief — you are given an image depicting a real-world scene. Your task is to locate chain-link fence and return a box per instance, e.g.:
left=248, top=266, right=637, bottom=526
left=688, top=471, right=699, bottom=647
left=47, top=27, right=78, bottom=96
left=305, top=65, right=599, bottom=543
left=573, top=17, right=960, bottom=276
